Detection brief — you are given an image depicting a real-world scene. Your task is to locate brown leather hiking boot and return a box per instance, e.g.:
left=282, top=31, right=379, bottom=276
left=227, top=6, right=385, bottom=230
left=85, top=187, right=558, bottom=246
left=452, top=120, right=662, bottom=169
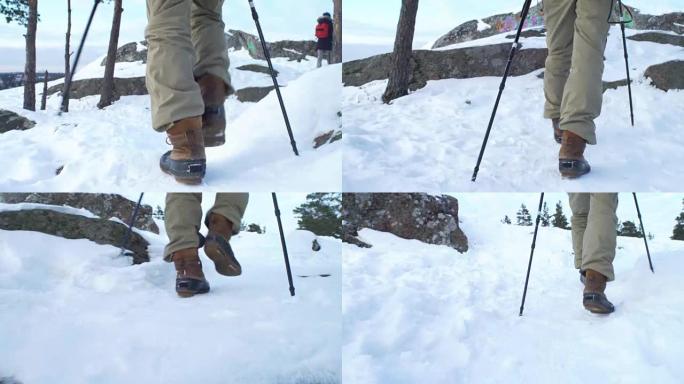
left=160, top=116, right=206, bottom=185
left=172, top=248, right=210, bottom=298
left=198, top=74, right=229, bottom=147
left=552, top=118, right=562, bottom=144
left=583, top=269, right=614, bottom=314
left=559, top=130, right=591, bottom=179
left=204, top=213, right=242, bottom=276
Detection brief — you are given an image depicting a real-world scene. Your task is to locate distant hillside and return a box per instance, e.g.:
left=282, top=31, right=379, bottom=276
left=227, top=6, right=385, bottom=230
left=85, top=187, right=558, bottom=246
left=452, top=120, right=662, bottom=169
left=0, top=72, right=64, bottom=91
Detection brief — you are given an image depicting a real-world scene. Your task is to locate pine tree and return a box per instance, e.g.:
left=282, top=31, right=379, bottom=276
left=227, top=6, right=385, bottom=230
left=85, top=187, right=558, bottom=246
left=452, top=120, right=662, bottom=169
left=618, top=220, right=642, bottom=238
left=246, top=223, right=264, bottom=234
left=541, top=202, right=550, bottom=227
left=516, top=204, right=532, bottom=226
left=672, top=199, right=684, bottom=241
left=293, top=193, right=342, bottom=238
left=152, top=205, right=164, bottom=220
left=552, top=201, right=569, bottom=229
left=501, top=215, right=511, bottom=225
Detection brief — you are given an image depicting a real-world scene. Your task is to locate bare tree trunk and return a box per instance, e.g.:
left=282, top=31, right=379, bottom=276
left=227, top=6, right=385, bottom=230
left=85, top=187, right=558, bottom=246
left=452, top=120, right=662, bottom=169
left=23, top=0, right=38, bottom=111
left=382, top=0, right=419, bottom=104
left=63, top=0, right=72, bottom=112
left=40, top=70, right=48, bottom=110
left=98, top=0, right=123, bottom=109
left=332, top=0, right=342, bottom=64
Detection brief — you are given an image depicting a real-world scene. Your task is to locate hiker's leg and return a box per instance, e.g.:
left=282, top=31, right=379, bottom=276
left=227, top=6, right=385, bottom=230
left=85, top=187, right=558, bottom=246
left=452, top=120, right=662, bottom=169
left=191, top=0, right=232, bottom=90
left=543, top=0, right=577, bottom=121
left=568, top=192, right=590, bottom=270
left=207, top=193, right=249, bottom=233
left=317, top=49, right=324, bottom=68
left=559, top=0, right=611, bottom=144
left=145, top=0, right=203, bottom=131
left=164, top=193, right=203, bottom=260
left=582, top=193, right=618, bottom=281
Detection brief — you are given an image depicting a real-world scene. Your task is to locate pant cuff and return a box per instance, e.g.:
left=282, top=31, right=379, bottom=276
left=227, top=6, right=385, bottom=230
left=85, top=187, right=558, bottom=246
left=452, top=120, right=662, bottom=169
left=163, top=239, right=200, bottom=262
left=561, top=120, right=597, bottom=145
left=581, top=262, right=615, bottom=282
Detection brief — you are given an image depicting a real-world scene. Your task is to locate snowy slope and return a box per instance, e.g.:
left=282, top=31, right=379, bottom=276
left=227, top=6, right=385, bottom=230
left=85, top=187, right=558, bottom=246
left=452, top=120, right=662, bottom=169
left=0, top=50, right=341, bottom=192
left=0, top=219, right=341, bottom=383
left=342, top=25, right=684, bottom=192
left=342, top=193, right=684, bottom=383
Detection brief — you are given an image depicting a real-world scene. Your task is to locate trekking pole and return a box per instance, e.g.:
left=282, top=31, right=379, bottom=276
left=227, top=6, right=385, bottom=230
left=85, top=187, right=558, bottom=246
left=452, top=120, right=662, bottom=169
left=472, top=0, right=533, bottom=182
left=248, top=0, right=300, bottom=156
left=519, top=192, right=545, bottom=316
left=609, top=0, right=635, bottom=126
left=272, top=193, right=296, bottom=296
left=632, top=193, right=654, bottom=273
left=119, top=192, right=144, bottom=257
left=60, top=0, right=103, bottom=115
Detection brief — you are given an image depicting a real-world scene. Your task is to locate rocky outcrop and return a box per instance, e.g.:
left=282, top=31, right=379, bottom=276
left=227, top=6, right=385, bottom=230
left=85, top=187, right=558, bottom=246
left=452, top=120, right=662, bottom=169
left=0, top=209, right=149, bottom=264
left=225, top=29, right=317, bottom=61
left=342, top=193, right=469, bottom=252
left=343, top=43, right=547, bottom=90
left=236, top=86, right=275, bottom=102
left=46, top=77, right=148, bottom=100
left=0, top=193, right=159, bottom=234
left=627, top=32, right=684, bottom=47
left=236, top=64, right=278, bottom=76
left=0, top=109, right=36, bottom=134
left=313, top=129, right=342, bottom=149
left=100, top=41, right=148, bottom=65
left=432, top=3, right=684, bottom=49
left=645, top=60, right=684, bottom=91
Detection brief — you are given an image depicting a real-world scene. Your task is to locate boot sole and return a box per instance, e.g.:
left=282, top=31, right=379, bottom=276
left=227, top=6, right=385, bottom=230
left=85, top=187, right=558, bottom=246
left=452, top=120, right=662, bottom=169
left=176, top=286, right=210, bottom=298
left=583, top=302, right=614, bottom=314
left=559, top=160, right=591, bottom=179
left=204, top=235, right=241, bottom=276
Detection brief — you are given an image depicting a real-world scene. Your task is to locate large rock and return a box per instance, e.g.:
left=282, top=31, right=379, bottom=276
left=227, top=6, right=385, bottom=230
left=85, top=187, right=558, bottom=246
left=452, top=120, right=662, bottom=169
left=236, top=64, right=278, bottom=76
left=0, top=109, right=36, bottom=134
left=0, top=209, right=149, bottom=264
left=343, top=44, right=547, bottom=89
left=46, top=77, right=148, bottom=100
left=100, top=41, right=148, bottom=65
left=225, top=29, right=317, bottom=61
left=644, top=60, right=684, bottom=91
left=0, top=193, right=159, bottom=234
left=432, top=4, right=684, bottom=49
left=342, top=193, right=469, bottom=253
left=236, top=86, right=275, bottom=103
left=627, top=32, right=684, bottom=47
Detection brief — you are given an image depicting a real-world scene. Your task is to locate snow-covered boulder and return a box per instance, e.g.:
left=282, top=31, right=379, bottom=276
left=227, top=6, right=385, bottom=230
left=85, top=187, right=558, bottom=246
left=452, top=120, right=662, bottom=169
left=45, top=76, right=147, bottom=100
left=342, top=193, right=469, bottom=252
left=0, top=109, right=35, bottom=133
left=0, top=193, right=158, bottom=234
left=0, top=208, right=149, bottom=263
left=645, top=60, right=684, bottom=91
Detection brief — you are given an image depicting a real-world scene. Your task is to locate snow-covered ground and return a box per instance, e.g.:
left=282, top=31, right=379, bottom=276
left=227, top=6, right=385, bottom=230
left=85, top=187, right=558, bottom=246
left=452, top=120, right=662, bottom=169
left=343, top=193, right=684, bottom=383
left=0, top=49, right=342, bottom=191
left=343, top=25, right=684, bottom=192
left=0, top=200, right=341, bottom=384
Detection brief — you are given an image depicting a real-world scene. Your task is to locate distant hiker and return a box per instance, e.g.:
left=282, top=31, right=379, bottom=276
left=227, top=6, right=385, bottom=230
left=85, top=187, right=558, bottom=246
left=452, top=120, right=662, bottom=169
left=568, top=193, right=618, bottom=314
left=315, top=12, right=334, bottom=68
left=543, top=0, right=612, bottom=179
left=165, top=193, right=249, bottom=297
left=146, top=1, right=234, bottom=185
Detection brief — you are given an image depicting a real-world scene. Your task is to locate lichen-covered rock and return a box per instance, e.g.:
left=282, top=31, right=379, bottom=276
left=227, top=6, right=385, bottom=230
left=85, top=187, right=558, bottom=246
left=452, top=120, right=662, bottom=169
left=0, top=109, right=36, bottom=134
left=100, top=41, right=148, bottom=65
left=235, top=86, right=275, bottom=103
left=627, top=32, right=684, bottom=47
left=342, top=193, right=469, bottom=252
left=343, top=44, right=547, bottom=89
left=46, top=77, right=148, bottom=100
left=0, top=209, right=149, bottom=264
left=225, top=29, right=317, bottom=61
left=0, top=193, right=159, bottom=234
left=236, top=64, right=278, bottom=76
left=645, top=60, right=684, bottom=91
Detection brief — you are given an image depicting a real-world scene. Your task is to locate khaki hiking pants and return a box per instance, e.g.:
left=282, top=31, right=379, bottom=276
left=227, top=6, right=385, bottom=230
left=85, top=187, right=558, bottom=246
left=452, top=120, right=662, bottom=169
left=568, top=193, right=618, bottom=281
left=543, top=0, right=612, bottom=145
left=146, top=0, right=231, bottom=131
left=164, top=193, right=249, bottom=260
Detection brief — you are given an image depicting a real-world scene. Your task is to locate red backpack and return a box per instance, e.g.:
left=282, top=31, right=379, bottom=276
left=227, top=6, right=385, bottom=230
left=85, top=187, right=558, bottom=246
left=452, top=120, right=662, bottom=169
left=315, top=22, right=330, bottom=39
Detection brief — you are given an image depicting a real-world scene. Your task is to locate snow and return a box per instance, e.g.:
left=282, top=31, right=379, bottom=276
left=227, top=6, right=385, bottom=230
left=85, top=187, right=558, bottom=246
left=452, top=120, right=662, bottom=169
left=0, top=202, right=98, bottom=218
left=0, top=50, right=341, bottom=192
left=343, top=193, right=684, bottom=383
left=0, top=218, right=341, bottom=383
left=343, top=26, right=684, bottom=191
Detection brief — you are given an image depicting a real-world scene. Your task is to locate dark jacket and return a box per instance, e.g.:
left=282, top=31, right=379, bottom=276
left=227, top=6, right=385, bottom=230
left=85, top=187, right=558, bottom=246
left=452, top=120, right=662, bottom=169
left=316, top=16, right=334, bottom=51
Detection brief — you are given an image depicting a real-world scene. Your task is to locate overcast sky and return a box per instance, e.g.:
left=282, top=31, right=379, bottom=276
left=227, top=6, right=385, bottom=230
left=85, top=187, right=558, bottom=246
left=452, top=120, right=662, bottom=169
left=0, top=0, right=332, bottom=72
